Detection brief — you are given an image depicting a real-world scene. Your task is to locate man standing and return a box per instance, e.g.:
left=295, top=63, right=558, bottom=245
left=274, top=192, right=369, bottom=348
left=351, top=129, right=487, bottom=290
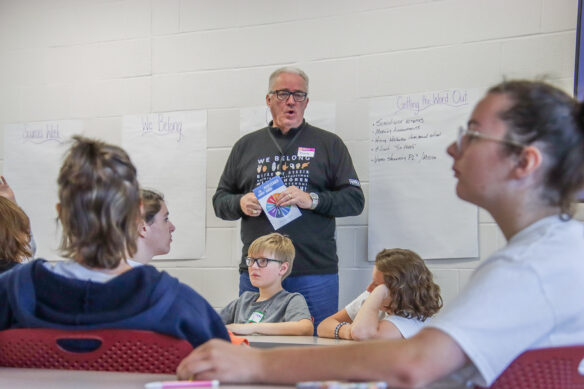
left=213, top=67, right=364, bottom=329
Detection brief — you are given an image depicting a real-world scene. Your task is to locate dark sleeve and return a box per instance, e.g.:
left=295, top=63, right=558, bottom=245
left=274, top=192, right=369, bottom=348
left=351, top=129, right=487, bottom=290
left=314, top=137, right=365, bottom=217
left=212, top=143, right=245, bottom=221
left=0, top=271, right=14, bottom=330
left=174, top=285, right=230, bottom=348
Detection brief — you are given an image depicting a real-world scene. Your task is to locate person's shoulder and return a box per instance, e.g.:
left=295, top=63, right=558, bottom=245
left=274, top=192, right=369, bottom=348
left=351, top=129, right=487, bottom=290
left=131, top=267, right=192, bottom=300
left=285, top=290, right=304, bottom=298
left=302, top=123, right=349, bottom=150
left=224, top=128, right=270, bottom=157
left=385, top=314, right=424, bottom=325
left=221, top=295, right=240, bottom=309
left=279, top=292, right=311, bottom=317
left=227, top=291, right=258, bottom=311
left=281, top=290, right=308, bottom=303
left=18, top=258, right=46, bottom=274
left=352, top=290, right=370, bottom=303
left=121, top=263, right=164, bottom=279
left=0, top=260, right=20, bottom=274
left=509, top=215, right=581, bottom=248
left=487, top=216, right=583, bottom=270
left=304, top=122, right=340, bottom=139
left=0, top=259, right=44, bottom=288
left=542, top=217, right=584, bottom=248
left=235, top=127, right=270, bottom=145
left=384, top=315, right=425, bottom=338
left=240, top=290, right=260, bottom=301
left=156, top=270, right=194, bottom=293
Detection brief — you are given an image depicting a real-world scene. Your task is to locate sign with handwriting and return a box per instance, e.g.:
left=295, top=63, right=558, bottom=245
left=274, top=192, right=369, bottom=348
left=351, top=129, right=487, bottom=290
left=368, top=89, right=480, bottom=260
left=3, top=120, right=83, bottom=260
left=122, top=110, right=207, bottom=259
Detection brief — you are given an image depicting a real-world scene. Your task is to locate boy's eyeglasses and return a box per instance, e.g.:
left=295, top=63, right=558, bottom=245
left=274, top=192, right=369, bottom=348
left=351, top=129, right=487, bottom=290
left=245, top=257, right=283, bottom=268
left=456, top=126, right=525, bottom=154
left=269, top=89, right=308, bottom=102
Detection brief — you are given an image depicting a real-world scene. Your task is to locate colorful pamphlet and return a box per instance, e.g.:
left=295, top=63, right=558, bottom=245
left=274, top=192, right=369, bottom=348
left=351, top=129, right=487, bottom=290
left=253, top=176, right=302, bottom=230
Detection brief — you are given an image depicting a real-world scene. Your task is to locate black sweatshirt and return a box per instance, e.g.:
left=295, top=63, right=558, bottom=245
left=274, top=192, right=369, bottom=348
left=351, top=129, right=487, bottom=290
left=213, top=121, right=364, bottom=276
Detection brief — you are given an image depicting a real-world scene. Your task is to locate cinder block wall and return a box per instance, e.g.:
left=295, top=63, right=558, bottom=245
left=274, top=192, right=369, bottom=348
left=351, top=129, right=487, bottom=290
left=0, top=0, right=580, bottom=310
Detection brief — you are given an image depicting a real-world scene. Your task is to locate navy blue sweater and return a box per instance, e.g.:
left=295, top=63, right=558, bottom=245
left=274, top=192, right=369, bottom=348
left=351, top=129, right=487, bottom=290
left=0, top=260, right=229, bottom=347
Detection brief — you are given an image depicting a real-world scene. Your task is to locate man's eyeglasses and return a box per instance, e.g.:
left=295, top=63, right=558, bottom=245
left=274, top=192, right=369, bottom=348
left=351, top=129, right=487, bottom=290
left=456, top=126, right=525, bottom=154
left=269, top=89, right=308, bottom=102
left=245, top=257, right=284, bottom=268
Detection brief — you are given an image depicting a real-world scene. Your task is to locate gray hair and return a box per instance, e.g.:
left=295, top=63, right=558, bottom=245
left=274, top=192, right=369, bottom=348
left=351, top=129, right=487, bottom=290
left=268, top=67, right=309, bottom=93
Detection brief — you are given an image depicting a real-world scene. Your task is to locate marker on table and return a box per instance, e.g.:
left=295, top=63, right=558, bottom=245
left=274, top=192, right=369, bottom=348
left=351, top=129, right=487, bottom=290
left=145, top=380, right=220, bottom=389
left=296, top=381, right=387, bottom=389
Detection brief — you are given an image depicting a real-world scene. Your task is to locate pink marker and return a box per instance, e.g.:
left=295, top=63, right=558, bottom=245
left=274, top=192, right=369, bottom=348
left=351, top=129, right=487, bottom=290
left=145, top=380, right=219, bottom=389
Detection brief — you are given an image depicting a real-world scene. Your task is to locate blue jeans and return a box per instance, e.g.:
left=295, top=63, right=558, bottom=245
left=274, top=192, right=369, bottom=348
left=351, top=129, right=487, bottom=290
left=239, top=272, right=339, bottom=334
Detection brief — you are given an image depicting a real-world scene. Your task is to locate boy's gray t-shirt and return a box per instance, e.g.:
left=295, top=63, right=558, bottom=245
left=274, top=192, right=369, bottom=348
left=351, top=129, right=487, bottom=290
left=220, top=290, right=311, bottom=324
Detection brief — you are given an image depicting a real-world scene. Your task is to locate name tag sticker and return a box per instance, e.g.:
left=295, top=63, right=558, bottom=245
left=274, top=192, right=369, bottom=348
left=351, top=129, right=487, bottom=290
left=248, top=311, right=265, bottom=323
left=298, top=147, right=315, bottom=158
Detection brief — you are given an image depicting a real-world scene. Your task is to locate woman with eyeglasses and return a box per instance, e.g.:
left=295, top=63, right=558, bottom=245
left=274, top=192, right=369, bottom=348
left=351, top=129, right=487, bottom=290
left=178, top=80, right=584, bottom=388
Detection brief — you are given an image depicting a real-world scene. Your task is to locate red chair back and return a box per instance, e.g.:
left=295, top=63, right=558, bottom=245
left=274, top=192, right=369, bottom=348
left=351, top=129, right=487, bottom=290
left=483, top=345, right=584, bottom=389
left=0, top=328, right=193, bottom=374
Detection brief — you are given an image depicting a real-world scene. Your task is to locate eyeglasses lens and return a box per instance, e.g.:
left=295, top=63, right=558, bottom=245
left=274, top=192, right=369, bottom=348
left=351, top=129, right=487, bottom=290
left=275, top=91, right=307, bottom=102
left=246, top=257, right=269, bottom=267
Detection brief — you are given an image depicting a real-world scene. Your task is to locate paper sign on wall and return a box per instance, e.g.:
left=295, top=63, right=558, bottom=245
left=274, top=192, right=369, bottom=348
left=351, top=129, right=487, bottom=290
left=122, top=110, right=207, bottom=259
left=3, top=120, right=83, bottom=260
left=368, top=88, right=481, bottom=260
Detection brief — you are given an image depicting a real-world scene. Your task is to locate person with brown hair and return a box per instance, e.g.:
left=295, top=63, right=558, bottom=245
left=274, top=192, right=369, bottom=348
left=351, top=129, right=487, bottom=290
left=0, top=136, right=229, bottom=347
left=128, top=189, right=176, bottom=267
left=0, top=175, right=16, bottom=203
left=0, top=175, right=35, bottom=270
left=318, top=248, right=442, bottom=340
left=177, top=80, right=584, bottom=388
left=0, top=196, right=32, bottom=273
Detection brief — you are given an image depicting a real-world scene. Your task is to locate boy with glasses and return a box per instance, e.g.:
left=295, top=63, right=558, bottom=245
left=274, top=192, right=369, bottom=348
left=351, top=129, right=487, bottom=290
left=219, top=233, right=314, bottom=336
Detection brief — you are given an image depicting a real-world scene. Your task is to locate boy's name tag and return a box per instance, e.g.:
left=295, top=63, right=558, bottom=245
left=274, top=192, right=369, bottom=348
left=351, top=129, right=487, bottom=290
left=247, top=311, right=265, bottom=323
left=297, top=147, right=315, bottom=158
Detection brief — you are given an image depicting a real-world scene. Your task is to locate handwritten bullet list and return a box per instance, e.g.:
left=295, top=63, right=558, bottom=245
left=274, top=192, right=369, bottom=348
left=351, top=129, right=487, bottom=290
left=370, top=115, right=441, bottom=165
left=370, top=90, right=469, bottom=165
